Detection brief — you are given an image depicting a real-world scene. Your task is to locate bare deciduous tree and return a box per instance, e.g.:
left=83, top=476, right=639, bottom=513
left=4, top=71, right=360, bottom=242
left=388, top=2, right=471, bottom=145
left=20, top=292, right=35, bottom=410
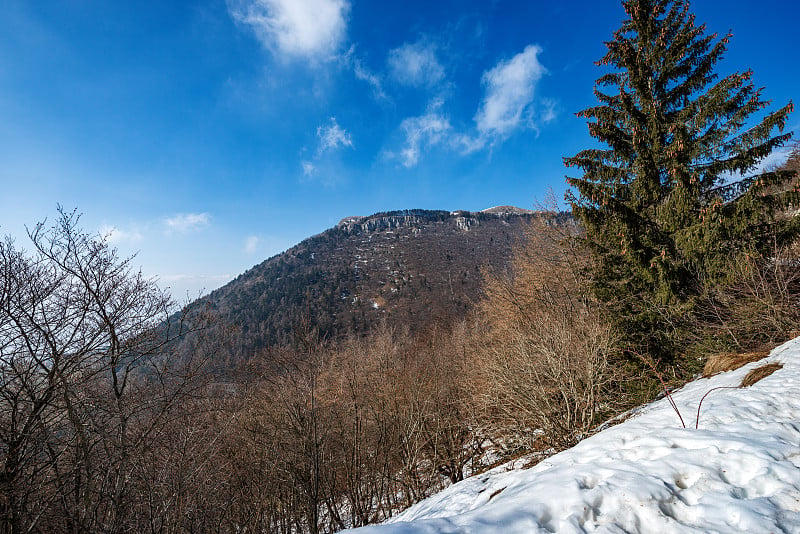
left=0, top=208, right=211, bottom=534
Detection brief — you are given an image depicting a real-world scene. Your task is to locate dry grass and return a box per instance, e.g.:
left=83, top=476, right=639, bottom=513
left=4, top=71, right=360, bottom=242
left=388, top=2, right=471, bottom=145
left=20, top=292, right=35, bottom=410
left=740, top=362, right=783, bottom=387
left=703, top=351, right=770, bottom=377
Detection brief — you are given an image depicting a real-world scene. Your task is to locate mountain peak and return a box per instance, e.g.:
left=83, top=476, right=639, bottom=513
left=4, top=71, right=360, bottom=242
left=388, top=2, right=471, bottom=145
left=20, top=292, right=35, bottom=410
left=481, top=205, right=537, bottom=216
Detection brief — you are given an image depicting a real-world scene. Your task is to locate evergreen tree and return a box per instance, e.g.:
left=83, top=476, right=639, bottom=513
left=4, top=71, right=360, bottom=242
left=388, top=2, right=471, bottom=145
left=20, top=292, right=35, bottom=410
left=565, top=0, right=797, bottom=357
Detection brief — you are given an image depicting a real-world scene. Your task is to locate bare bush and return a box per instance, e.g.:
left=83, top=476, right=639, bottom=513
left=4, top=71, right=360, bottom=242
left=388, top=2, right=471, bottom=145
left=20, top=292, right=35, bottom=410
left=699, top=239, right=800, bottom=353
left=221, top=321, right=482, bottom=533
left=471, top=214, right=622, bottom=451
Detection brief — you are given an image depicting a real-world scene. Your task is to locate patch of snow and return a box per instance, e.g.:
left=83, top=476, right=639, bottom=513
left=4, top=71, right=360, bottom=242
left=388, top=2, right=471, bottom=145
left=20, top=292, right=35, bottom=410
left=348, top=337, right=800, bottom=533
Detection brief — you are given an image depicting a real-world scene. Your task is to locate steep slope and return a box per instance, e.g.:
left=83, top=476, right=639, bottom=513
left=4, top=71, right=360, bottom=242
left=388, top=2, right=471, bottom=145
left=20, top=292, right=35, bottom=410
left=201, top=208, right=567, bottom=358
left=350, top=338, right=800, bottom=533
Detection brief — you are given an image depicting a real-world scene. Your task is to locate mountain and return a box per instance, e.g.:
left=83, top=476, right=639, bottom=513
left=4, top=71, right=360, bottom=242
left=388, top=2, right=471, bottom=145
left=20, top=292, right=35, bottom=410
left=200, top=208, right=569, bottom=358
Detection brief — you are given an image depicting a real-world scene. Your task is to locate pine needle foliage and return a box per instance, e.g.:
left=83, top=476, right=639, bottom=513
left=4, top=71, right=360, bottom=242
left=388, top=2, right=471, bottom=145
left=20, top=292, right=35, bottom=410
left=564, top=0, right=798, bottom=358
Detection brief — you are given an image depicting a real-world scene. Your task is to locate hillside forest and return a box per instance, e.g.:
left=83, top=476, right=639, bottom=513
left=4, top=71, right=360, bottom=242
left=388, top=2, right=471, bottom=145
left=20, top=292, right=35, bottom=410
left=1, top=1, right=799, bottom=533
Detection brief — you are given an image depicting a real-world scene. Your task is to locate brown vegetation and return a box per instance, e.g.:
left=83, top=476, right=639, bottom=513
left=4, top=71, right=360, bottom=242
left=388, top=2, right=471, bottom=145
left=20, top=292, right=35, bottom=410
left=215, top=322, right=481, bottom=533
left=740, top=363, right=783, bottom=387
left=703, top=352, right=770, bottom=377
left=468, top=213, right=624, bottom=451
left=698, top=240, right=800, bottom=353
left=0, top=208, right=567, bottom=533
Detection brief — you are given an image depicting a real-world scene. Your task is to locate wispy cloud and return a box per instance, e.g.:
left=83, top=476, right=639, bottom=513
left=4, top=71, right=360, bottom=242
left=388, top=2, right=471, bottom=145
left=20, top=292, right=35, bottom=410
left=394, top=100, right=451, bottom=168
left=228, top=0, right=350, bottom=62
left=299, top=118, right=353, bottom=182
left=164, top=213, right=211, bottom=233
left=388, top=40, right=445, bottom=88
left=463, top=44, right=551, bottom=152
left=389, top=44, right=554, bottom=165
left=343, top=47, right=388, bottom=101
left=353, top=61, right=387, bottom=100
left=244, top=235, right=261, bottom=254
left=301, top=160, right=316, bottom=176
left=99, top=225, right=143, bottom=244
left=316, top=117, right=353, bottom=154
left=539, top=97, right=558, bottom=124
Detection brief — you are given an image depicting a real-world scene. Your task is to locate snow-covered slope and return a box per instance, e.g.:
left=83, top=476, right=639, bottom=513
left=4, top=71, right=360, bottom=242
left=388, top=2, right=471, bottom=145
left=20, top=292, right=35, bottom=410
left=350, top=338, right=800, bottom=533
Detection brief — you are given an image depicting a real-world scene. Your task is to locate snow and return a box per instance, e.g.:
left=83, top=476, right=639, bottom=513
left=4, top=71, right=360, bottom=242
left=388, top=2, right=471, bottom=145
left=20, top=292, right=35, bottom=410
left=348, top=338, right=800, bottom=533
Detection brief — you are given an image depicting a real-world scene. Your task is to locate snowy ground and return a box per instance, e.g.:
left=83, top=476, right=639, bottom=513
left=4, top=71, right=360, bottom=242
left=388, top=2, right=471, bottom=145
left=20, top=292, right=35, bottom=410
left=349, top=337, right=800, bottom=533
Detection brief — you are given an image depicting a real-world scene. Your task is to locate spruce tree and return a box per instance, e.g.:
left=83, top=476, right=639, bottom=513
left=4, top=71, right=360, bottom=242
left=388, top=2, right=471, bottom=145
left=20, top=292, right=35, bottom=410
left=564, top=0, right=797, bottom=357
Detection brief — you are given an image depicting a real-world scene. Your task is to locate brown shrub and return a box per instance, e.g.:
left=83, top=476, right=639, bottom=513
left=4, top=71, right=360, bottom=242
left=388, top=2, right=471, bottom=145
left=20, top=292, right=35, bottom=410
left=740, top=362, right=783, bottom=387
left=231, top=322, right=482, bottom=532
left=698, top=238, right=800, bottom=353
left=470, top=212, right=624, bottom=451
left=703, top=351, right=770, bottom=377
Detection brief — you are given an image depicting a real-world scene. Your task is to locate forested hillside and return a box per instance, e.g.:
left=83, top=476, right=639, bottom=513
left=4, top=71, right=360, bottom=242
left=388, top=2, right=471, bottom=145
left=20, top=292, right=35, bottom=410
left=199, top=207, right=571, bottom=359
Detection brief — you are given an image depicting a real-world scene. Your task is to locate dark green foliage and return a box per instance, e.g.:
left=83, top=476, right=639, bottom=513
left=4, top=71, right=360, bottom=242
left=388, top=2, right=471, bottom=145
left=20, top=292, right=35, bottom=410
left=565, top=0, right=797, bottom=358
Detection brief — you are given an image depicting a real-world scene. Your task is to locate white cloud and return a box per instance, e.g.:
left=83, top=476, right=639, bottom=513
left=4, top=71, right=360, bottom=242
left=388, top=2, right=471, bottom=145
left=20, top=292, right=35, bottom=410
left=299, top=118, right=353, bottom=183
left=347, top=52, right=389, bottom=100
left=317, top=117, right=353, bottom=153
left=388, top=40, right=445, bottom=88
left=301, top=160, right=316, bottom=176
left=468, top=44, right=548, bottom=150
left=164, top=213, right=211, bottom=233
left=453, top=132, right=487, bottom=155
left=228, top=0, right=350, bottom=61
left=340, top=46, right=388, bottom=101
left=352, top=58, right=387, bottom=100
left=354, top=62, right=385, bottom=98
left=244, top=235, right=261, bottom=254
left=388, top=46, right=554, bottom=165
left=395, top=101, right=451, bottom=168
left=99, top=225, right=143, bottom=244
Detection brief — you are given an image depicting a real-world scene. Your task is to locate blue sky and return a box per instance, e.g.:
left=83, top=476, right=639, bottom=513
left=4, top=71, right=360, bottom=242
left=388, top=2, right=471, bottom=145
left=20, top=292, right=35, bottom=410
left=1, top=0, right=798, bottom=299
